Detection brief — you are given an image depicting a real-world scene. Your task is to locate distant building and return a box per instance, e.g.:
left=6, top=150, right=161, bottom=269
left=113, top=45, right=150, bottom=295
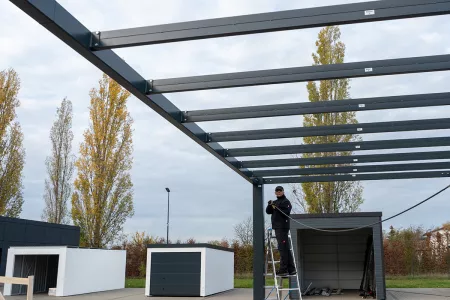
left=423, top=227, right=450, bottom=250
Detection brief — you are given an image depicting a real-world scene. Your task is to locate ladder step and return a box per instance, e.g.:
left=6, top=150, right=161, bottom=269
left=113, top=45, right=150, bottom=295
left=269, top=260, right=280, bottom=263
left=264, top=273, right=273, bottom=276
left=278, top=288, right=301, bottom=291
left=276, top=274, right=297, bottom=277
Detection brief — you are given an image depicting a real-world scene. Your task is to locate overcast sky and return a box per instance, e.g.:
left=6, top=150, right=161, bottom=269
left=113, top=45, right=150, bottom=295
left=1, top=0, right=450, bottom=243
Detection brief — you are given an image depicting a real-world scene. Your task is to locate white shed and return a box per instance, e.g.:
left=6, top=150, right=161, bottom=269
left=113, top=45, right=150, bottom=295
left=3, top=246, right=126, bottom=296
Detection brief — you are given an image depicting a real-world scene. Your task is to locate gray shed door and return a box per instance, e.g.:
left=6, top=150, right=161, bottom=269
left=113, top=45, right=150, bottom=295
left=301, top=229, right=370, bottom=289
left=150, top=252, right=201, bottom=296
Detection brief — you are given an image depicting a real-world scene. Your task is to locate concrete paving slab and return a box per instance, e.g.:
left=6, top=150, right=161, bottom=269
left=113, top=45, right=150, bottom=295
left=387, top=288, right=450, bottom=299
left=3, top=288, right=450, bottom=299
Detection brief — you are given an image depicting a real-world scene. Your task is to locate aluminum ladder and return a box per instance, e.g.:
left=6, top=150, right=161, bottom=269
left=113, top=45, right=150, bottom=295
left=264, top=228, right=302, bottom=300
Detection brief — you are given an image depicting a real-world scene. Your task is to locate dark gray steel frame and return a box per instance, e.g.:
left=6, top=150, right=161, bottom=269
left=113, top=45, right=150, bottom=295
left=184, top=92, right=450, bottom=122
left=10, top=1, right=450, bottom=299
left=149, top=54, right=450, bottom=93
left=93, top=0, right=450, bottom=49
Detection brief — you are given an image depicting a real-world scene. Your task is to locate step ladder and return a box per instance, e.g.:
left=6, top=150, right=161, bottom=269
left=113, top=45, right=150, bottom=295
left=264, top=228, right=302, bottom=300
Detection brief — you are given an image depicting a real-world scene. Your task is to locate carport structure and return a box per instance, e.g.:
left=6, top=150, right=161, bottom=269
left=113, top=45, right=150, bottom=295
left=9, top=0, right=450, bottom=299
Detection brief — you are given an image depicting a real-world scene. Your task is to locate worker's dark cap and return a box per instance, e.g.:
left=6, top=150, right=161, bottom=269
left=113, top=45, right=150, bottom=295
left=275, top=186, right=284, bottom=191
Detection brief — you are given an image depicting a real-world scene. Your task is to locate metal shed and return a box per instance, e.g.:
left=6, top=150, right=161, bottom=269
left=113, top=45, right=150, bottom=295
left=289, top=212, right=385, bottom=299
left=0, top=216, right=80, bottom=276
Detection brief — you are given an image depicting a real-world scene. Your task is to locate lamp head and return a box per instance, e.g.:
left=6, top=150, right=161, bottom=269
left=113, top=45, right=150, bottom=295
left=165, top=188, right=170, bottom=193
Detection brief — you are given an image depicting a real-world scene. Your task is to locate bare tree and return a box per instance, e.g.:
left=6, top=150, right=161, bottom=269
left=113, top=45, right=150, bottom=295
left=42, top=98, right=75, bottom=224
left=234, top=216, right=253, bottom=246
left=234, top=216, right=271, bottom=246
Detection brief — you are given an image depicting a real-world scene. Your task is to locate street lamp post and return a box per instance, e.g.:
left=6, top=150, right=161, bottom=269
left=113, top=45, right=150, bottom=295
left=165, top=188, right=170, bottom=244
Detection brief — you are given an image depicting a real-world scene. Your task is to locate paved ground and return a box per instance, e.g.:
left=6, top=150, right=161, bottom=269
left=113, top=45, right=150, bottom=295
left=3, top=288, right=450, bottom=299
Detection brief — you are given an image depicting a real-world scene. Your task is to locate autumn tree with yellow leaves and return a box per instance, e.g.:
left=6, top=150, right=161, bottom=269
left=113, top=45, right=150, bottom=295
left=294, top=26, right=364, bottom=213
left=42, top=98, right=75, bottom=224
left=72, top=74, right=134, bottom=248
left=0, top=68, right=25, bottom=218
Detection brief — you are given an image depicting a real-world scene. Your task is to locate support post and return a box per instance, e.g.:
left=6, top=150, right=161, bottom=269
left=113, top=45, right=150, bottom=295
left=253, top=184, right=264, bottom=300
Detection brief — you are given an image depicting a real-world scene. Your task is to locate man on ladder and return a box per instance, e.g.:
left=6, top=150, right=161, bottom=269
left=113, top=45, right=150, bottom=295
left=266, top=186, right=296, bottom=276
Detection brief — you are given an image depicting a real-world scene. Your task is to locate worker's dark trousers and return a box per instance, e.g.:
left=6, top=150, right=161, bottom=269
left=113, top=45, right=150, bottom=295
left=275, top=228, right=295, bottom=273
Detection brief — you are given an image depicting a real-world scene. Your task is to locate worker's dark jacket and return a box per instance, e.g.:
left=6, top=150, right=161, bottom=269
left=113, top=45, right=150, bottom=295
left=266, top=196, right=292, bottom=229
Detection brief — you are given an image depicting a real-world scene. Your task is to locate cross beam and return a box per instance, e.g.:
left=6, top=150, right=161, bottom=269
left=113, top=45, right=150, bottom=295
left=249, top=162, right=450, bottom=177
left=92, top=0, right=450, bottom=49
left=240, top=151, right=450, bottom=168
left=183, top=92, right=450, bottom=122
left=207, top=118, right=450, bottom=142
left=149, top=54, right=450, bottom=93
left=263, top=170, right=450, bottom=184
left=226, top=137, right=450, bottom=157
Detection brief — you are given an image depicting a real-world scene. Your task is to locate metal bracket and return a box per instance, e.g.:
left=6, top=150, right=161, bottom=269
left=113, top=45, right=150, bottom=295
left=90, top=31, right=101, bottom=49
left=181, top=111, right=188, bottom=123
left=146, top=80, right=154, bottom=94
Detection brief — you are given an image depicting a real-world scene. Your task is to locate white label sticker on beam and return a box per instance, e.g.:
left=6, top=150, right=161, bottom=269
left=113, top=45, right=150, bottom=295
left=355, top=145, right=361, bottom=149
left=365, top=68, right=373, bottom=72
left=353, top=159, right=358, bottom=162
left=357, top=128, right=363, bottom=132
left=353, top=169, right=358, bottom=172
left=358, top=104, right=366, bottom=108
left=365, top=10, right=375, bottom=16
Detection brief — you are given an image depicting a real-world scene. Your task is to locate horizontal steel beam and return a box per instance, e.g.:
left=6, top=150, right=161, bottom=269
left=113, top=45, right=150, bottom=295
left=240, top=151, right=450, bottom=168
left=250, top=162, right=450, bottom=177
left=184, top=92, right=450, bottom=122
left=93, top=0, right=450, bottom=49
left=262, top=170, right=450, bottom=184
left=149, top=54, right=450, bottom=93
left=10, top=0, right=252, bottom=183
left=226, top=137, right=450, bottom=157
left=208, top=118, right=450, bottom=142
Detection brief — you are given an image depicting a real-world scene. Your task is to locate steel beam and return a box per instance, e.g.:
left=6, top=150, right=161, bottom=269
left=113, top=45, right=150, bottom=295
left=93, top=0, right=450, bottom=49
left=9, top=0, right=252, bottom=183
left=184, top=92, right=450, bottom=122
left=240, top=151, right=450, bottom=168
left=263, top=170, right=450, bottom=184
left=149, top=54, right=450, bottom=93
left=250, top=162, right=450, bottom=177
left=208, top=118, right=450, bottom=142
left=226, top=137, right=450, bottom=157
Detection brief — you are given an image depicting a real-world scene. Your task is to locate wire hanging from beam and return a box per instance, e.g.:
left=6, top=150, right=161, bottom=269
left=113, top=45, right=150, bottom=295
left=273, top=183, right=450, bottom=233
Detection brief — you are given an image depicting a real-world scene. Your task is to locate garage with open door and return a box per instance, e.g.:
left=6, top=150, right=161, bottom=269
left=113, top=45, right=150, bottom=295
left=3, top=246, right=126, bottom=297
left=289, top=212, right=385, bottom=299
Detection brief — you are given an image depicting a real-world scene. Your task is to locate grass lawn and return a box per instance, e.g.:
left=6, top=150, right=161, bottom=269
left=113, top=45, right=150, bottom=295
left=127, top=275, right=450, bottom=289
left=125, top=275, right=289, bottom=289
left=386, top=275, right=450, bottom=288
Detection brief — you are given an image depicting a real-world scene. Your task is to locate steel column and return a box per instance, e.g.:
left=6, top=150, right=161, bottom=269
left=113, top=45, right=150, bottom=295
left=253, top=184, right=265, bottom=300
left=184, top=92, right=450, bottom=122
left=227, top=136, right=450, bottom=157
left=149, top=54, right=450, bottom=93
left=263, top=170, right=450, bottom=184
left=93, top=0, right=450, bottom=49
